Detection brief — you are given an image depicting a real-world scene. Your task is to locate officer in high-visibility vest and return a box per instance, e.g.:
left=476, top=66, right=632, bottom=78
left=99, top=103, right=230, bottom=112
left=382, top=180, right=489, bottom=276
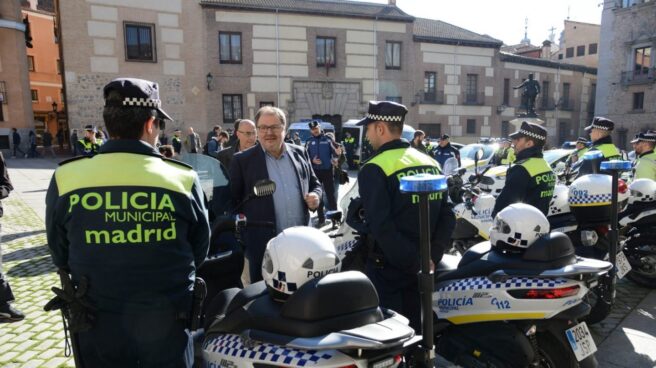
left=342, top=131, right=358, bottom=170
left=171, top=128, right=182, bottom=155
left=632, top=132, right=656, bottom=181
left=490, top=138, right=515, bottom=166
left=355, top=100, right=454, bottom=332
left=75, top=125, right=101, bottom=157
left=492, top=121, right=555, bottom=218
left=577, top=117, right=622, bottom=177
left=45, top=78, right=209, bottom=367
left=566, top=136, right=590, bottom=166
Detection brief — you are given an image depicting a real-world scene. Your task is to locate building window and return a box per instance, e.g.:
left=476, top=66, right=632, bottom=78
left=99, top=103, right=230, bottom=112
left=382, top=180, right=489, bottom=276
left=424, top=72, right=437, bottom=102
left=124, top=22, right=156, bottom=62
left=0, top=81, right=7, bottom=105
left=541, top=81, right=550, bottom=109
left=259, top=101, right=274, bottom=107
left=56, top=59, right=61, bottom=74
left=558, top=54, right=563, bottom=60
left=560, top=82, right=572, bottom=110
left=566, top=47, right=574, bottom=58
left=386, top=96, right=402, bottom=103
left=316, top=37, right=336, bottom=67
left=503, top=78, right=510, bottom=105
left=634, top=46, right=652, bottom=75
left=385, top=41, right=401, bottom=69
left=222, top=94, right=243, bottom=124
left=219, top=32, right=242, bottom=64
left=27, top=55, right=35, bottom=71
left=501, top=121, right=510, bottom=138
left=466, top=119, right=476, bottom=135
left=559, top=121, right=569, bottom=145
left=576, top=45, right=585, bottom=57
left=633, top=92, right=644, bottom=110
left=465, top=74, right=478, bottom=104
left=589, top=43, right=598, bottom=55
left=418, top=123, right=441, bottom=138
left=31, top=89, right=39, bottom=102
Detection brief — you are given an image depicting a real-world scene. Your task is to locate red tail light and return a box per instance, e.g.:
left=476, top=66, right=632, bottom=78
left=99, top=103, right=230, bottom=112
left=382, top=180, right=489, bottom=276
left=595, top=225, right=610, bottom=235
left=471, top=195, right=478, bottom=204
left=618, top=179, right=628, bottom=194
left=508, top=285, right=580, bottom=299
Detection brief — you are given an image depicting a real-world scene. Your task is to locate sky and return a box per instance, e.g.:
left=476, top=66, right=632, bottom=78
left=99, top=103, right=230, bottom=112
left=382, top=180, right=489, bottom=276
left=358, top=0, right=603, bottom=46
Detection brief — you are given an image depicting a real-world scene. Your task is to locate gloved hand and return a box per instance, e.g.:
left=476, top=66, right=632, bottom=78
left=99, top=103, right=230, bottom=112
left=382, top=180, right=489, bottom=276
left=44, top=272, right=96, bottom=333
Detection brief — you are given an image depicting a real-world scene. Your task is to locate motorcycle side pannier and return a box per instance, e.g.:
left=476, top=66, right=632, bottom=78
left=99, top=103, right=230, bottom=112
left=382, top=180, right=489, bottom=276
left=568, top=174, right=612, bottom=225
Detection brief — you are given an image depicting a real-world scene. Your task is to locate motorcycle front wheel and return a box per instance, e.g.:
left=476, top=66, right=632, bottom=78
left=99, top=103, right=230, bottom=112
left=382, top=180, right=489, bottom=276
left=624, top=228, right=656, bottom=288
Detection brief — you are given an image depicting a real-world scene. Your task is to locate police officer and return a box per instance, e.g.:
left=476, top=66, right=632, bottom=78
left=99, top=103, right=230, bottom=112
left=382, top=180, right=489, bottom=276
left=306, top=120, right=338, bottom=226
left=577, top=117, right=622, bottom=177
left=171, top=128, right=182, bottom=155
left=492, top=121, right=555, bottom=218
left=433, top=134, right=461, bottom=168
left=566, top=137, right=590, bottom=166
left=632, top=132, right=656, bottom=181
left=75, top=125, right=101, bottom=157
left=410, top=130, right=430, bottom=155
left=45, top=78, right=210, bottom=367
left=490, top=138, right=515, bottom=166
left=355, top=101, right=454, bottom=332
left=342, top=131, right=358, bottom=170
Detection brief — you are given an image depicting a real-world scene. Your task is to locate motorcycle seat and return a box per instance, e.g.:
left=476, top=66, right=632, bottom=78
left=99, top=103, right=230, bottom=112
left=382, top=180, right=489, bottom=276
left=206, top=271, right=384, bottom=338
left=436, top=232, right=576, bottom=283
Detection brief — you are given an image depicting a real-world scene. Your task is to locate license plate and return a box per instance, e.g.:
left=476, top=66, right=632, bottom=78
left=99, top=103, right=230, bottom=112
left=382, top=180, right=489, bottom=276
left=565, top=322, right=597, bottom=361
left=616, top=251, right=632, bottom=279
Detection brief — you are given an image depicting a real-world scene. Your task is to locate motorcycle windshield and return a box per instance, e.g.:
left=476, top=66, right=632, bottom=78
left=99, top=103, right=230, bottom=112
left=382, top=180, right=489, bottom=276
left=179, top=153, right=231, bottom=217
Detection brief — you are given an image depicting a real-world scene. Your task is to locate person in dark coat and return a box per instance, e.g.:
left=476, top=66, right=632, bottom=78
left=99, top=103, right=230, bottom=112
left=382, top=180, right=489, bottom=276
left=11, top=128, right=26, bottom=158
left=230, top=106, right=322, bottom=283
left=433, top=134, right=461, bottom=168
left=0, top=151, right=24, bottom=322
left=217, top=119, right=257, bottom=171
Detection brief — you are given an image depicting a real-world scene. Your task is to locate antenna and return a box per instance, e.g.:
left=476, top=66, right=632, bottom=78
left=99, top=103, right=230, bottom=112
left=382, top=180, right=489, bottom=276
left=548, top=26, right=557, bottom=43
left=567, top=5, right=571, bottom=20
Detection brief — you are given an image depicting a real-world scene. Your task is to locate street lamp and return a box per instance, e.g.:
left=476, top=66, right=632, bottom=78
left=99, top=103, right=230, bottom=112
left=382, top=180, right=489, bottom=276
left=206, top=73, right=213, bottom=91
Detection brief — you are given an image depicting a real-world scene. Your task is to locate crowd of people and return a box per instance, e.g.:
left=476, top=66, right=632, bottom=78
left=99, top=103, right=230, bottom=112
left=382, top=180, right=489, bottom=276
left=1, top=74, right=655, bottom=367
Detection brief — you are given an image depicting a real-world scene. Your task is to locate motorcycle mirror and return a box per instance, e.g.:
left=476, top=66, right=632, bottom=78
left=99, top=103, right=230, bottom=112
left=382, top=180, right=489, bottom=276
left=480, top=176, right=495, bottom=185
left=458, top=167, right=467, bottom=176
left=253, top=179, right=276, bottom=197
left=442, top=157, right=459, bottom=176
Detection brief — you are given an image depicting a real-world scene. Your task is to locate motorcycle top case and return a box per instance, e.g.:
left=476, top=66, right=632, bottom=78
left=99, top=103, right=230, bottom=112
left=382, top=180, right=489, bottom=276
left=568, top=174, right=612, bottom=224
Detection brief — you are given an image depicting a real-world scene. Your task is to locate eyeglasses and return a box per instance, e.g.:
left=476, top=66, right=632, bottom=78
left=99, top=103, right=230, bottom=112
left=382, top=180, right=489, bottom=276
left=238, top=130, right=256, bottom=137
left=257, top=125, right=283, bottom=133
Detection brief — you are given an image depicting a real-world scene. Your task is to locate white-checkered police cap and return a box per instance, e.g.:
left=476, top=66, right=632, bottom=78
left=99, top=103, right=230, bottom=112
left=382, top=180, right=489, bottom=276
left=357, top=100, right=408, bottom=126
left=103, top=78, right=173, bottom=121
left=585, top=117, right=614, bottom=132
left=509, top=121, right=547, bottom=141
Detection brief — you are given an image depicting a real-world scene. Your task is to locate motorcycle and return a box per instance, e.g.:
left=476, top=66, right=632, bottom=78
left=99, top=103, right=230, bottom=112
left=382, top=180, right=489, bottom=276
left=619, top=179, right=656, bottom=288
left=401, top=173, right=611, bottom=368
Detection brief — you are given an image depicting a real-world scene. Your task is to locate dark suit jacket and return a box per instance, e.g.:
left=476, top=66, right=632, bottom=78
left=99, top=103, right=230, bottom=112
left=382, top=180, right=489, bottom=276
left=229, top=143, right=322, bottom=281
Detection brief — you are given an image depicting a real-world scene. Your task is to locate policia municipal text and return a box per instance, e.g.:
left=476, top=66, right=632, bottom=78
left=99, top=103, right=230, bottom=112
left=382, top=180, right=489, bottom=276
left=45, top=78, right=210, bottom=368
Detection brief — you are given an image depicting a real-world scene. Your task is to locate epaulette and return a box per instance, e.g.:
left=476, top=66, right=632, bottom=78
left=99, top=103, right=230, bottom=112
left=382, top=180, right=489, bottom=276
left=58, top=155, right=91, bottom=166
left=162, top=156, right=193, bottom=169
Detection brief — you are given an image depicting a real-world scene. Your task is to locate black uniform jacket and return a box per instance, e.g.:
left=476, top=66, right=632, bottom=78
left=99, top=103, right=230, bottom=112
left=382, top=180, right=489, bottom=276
left=358, top=139, right=455, bottom=276
left=492, top=146, right=555, bottom=217
left=45, top=140, right=210, bottom=313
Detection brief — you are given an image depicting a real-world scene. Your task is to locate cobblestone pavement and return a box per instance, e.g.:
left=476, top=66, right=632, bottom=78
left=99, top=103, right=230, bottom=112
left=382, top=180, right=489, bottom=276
left=0, top=197, right=75, bottom=368
left=0, top=159, right=654, bottom=367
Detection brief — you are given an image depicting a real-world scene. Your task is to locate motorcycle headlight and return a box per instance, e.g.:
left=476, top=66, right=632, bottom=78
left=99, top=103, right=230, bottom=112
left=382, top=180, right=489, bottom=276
left=580, top=230, right=598, bottom=246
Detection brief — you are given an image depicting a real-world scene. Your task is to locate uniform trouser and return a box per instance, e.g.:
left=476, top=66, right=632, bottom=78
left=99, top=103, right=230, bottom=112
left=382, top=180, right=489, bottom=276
left=77, top=310, right=193, bottom=368
left=365, top=261, right=421, bottom=333
left=0, top=223, right=16, bottom=305
left=315, top=169, right=337, bottom=220
left=346, top=150, right=356, bottom=169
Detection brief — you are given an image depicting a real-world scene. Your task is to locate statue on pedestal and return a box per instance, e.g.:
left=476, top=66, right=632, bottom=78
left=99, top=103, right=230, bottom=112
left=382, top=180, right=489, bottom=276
left=513, top=73, right=540, bottom=117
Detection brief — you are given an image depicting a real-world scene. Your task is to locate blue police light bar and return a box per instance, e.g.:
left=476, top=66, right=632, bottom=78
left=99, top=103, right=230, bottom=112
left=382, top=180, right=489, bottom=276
left=582, top=150, right=604, bottom=160
left=399, top=174, right=447, bottom=194
left=600, top=160, right=632, bottom=171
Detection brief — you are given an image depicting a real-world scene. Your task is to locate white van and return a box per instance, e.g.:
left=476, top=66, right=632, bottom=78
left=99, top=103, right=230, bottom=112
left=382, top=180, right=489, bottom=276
left=287, top=120, right=335, bottom=145
left=341, top=119, right=416, bottom=165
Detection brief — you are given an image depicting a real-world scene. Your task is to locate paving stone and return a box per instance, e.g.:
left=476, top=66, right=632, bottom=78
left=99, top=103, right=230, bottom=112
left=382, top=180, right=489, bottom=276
left=20, top=359, right=45, bottom=368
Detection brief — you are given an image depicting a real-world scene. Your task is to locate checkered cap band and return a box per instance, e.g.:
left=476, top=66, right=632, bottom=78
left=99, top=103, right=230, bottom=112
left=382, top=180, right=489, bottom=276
left=438, top=276, right=568, bottom=292
left=366, top=113, right=404, bottom=122
left=636, top=135, right=656, bottom=143
left=203, top=334, right=333, bottom=366
left=271, top=271, right=297, bottom=292
left=569, top=193, right=611, bottom=205
left=590, top=122, right=612, bottom=131
left=518, top=129, right=546, bottom=140
left=122, top=97, right=161, bottom=108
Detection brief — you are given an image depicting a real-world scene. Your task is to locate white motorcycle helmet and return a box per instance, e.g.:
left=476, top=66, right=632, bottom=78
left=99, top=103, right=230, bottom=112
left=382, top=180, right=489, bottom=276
left=628, top=178, right=656, bottom=205
left=262, top=226, right=341, bottom=300
left=489, top=203, right=550, bottom=251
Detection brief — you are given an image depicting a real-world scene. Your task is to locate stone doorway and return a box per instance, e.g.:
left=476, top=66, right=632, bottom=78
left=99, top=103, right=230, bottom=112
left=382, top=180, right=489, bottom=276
left=288, top=81, right=363, bottom=132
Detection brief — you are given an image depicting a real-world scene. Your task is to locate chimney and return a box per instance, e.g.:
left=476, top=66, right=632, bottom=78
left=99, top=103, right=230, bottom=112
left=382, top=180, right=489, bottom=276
left=541, top=40, right=552, bottom=59
left=389, top=0, right=396, bottom=5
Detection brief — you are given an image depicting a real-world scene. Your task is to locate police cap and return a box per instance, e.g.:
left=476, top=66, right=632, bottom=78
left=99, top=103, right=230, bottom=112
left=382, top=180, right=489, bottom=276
left=84, top=125, right=95, bottom=132
left=585, top=116, right=614, bottom=132
left=509, top=121, right=547, bottom=142
left=103, top=78, right=173, bottom=121
left=440, top=134, right=450, bottom=140
left=576, top=136, right=589, bottom=144
left=356, top=100, right=408, bottom=126
left=308, top=120, right=320, bottom=129
left=631, top=132, right=656, bottom=144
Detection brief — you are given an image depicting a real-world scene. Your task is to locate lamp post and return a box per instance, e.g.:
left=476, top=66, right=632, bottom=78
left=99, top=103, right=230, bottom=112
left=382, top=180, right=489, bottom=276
left=206, top=73, right=213, bottom=91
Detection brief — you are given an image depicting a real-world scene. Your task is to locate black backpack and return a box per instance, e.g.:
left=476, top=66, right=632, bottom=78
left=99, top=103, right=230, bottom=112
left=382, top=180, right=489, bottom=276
left=202, top=142, right=210, bottom=155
